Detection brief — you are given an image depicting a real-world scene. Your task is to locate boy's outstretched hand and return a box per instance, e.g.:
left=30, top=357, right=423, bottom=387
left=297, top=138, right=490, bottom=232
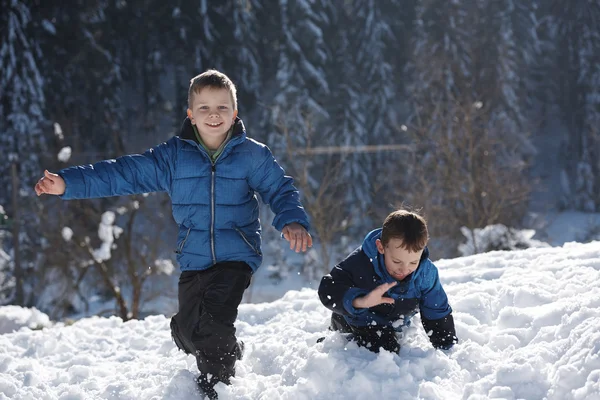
left=34, top=170, right=66, bottom=196
left=352, top=281, right=397, bottom=309
left=282, top=222, right=313, bottom=253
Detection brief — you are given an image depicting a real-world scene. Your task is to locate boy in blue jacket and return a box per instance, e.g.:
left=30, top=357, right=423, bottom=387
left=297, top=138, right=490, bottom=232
left=318, top=210, right=456, bottom=353
left=35, top=70, right=312, bottom=398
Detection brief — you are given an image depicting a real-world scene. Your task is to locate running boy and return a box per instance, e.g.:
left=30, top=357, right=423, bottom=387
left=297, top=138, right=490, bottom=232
left=35, top=70, right=312, bottom=398
left=318, top=210, right=456, bottom=353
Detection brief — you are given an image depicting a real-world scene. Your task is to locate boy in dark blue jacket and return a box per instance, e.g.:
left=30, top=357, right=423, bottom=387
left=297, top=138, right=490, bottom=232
left=35, top=70, right=312, bottom=398
left=318, top=210, right=456, bottom=353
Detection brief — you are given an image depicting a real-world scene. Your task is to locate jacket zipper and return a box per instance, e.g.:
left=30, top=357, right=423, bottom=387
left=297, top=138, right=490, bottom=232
left=208, top=140, right=235, bottom=265
left=181, top=136, right=238, bottom=264
left=210, top=162, right=217, bottom=264
left=234, top=227, right=262, bottom=256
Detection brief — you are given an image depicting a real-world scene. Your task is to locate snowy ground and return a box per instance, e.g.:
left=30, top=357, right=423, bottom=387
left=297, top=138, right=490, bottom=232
left=1, top=241, right=600, bottom=400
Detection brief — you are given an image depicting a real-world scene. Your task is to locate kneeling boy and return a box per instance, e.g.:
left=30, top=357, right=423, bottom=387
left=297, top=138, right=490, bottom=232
left=318, top=210, right=457, bottom=353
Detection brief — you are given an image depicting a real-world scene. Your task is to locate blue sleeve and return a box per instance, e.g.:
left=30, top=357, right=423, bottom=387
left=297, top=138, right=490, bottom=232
left=58, top=139, right=176, bottom=200
left=419, top=262, right=452, bottom=321
left=248, top=145, right=310, bottom=231
left=342, top=287, right=370, bottom=316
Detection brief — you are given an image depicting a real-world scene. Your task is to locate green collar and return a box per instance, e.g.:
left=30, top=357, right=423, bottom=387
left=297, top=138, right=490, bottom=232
left=192, top=124, right=234, bottom=162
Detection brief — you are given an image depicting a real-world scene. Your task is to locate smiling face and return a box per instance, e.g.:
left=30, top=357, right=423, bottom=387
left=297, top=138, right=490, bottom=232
left=187, top=87, right=238, bottom=149
left=376, top=238, right=423, bottom=281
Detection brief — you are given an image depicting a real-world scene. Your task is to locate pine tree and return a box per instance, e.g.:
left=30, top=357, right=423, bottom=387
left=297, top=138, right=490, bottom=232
left=28, top=1, right=180, bottom=316
left=0, top=0, right=46, bottom=305
left=324, top=1, right=402, bottom=221
left=405, top=0, right=538, bottom=250
left=345, top=0, right=417, bottom=222
left=174, top=0, right=262, bottom=117
left=268, top=0, right=330, bottom=149
left=548, top=0, right=600, bottom=211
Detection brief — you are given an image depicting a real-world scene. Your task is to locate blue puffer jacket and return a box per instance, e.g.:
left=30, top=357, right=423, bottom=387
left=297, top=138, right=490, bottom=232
left=58, top=117, right=310, bottom=272
left=319, top=229, right=452, bottom=329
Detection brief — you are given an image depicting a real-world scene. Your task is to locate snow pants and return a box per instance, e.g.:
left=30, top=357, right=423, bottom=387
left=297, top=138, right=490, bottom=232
left=170, top=261, right=252, bottom=385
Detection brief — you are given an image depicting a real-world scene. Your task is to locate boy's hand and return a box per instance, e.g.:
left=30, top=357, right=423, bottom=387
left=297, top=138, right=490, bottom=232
left=282, top=222, right=313, bottom=253
left=35, top=170, right=66, bottom=196
left=352, top=282, right=397, bottom=309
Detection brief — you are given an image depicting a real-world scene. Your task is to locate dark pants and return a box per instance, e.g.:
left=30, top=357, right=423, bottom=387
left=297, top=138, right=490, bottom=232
left=170, top=261, right=252, bottom=385
left=330, top=313, right=400, bottom=353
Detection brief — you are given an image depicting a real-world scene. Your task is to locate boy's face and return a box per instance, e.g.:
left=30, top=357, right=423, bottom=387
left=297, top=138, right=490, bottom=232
left=376, top=238, right=423, bottom=281
left=187, top=87, right=238, bottom=143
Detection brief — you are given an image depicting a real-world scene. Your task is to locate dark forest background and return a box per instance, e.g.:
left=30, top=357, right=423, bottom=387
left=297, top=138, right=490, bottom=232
left=1, top=0, right=599, bottom=319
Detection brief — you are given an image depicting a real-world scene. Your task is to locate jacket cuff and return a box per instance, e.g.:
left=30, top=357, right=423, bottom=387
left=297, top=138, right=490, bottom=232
left=343, top=288, right=369, bottom=316
left=58, top=168, right=87, bottom=200
left=273, top=209, right=310, bottom=232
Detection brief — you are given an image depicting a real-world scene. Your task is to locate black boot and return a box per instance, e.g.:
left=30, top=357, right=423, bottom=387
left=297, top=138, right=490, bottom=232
left=196, top=375, right=218, bottom=400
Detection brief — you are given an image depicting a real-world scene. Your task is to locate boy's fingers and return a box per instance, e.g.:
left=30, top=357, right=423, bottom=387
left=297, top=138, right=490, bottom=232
left=307, top=234, right=313, bottom=248
left=43, top=178, right=54, bottom=191
left=44, top=170, right=54, bottom=182
left=290, top=234, right=297, bottom=250
left=38, top=181, right=50, bottom=195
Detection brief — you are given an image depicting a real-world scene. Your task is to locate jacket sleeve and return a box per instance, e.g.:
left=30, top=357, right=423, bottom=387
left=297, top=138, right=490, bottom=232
left=248, top=144, right=309, bottom=231
left=419, top=262, right=458, bottom=349
left=318, top=250, right=370, bottom=317
left=58, top=139, right=176, bottom=200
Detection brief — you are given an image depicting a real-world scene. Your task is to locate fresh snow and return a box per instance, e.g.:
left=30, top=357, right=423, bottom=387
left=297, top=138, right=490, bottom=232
left=1, top=242, right=599, bottom=399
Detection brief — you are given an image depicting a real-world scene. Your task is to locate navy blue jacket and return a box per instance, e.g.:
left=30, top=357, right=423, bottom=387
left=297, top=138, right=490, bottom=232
left=58, top=117, right=309, bottom=272
left=319, top=229, right=457, bottom=349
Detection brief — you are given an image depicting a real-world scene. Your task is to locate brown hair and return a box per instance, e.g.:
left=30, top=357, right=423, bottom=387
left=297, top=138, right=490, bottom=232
left=188, top=69, right=238, bottom=110
left=380, top=209, right=429, bottom=252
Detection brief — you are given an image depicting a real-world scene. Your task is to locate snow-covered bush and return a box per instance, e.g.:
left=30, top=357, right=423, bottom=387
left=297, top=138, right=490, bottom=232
left=0, top=305, right=51, bottom=334
left=459, top=224, right=550, bottom=256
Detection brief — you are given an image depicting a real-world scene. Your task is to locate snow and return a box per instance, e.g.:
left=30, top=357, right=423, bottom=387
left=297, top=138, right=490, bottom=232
left=2, top=241, right=600, bottom=399
left=61, top=227, right=73, bottom=242
left=0, top=249, right=9, bottom=270
left=154, top=259, right=176, bottom=275
left=458, top=224, right=550, bottom=256
left=53, top=123, right=63, bottom=140
left=92, top=211, right=122, bottom=262
left=57, top=146, right=71, bottom=162
left=0, top=305, right=51, bottom=334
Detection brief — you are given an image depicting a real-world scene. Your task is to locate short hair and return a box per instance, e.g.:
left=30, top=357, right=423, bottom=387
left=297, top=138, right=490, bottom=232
left=188, top=69, right=238, bottom=110
left=380, top=210, right=429, bottom=252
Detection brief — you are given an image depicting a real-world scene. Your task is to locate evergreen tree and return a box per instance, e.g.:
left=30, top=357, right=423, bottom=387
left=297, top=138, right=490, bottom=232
left=405, top=0, right=538, bottom=250
left=346, top=0, right=417, bottom=221
left=174, top=0, right=262, bottom=117
left=269, top=0, right=330, bottom=150
left=0, top=0, right=46, bottom=305
left=548, top=0, right=600, bottom=211
left=28, top=1, right=180, bottom=316
left=325, top=1, right=400, bottom=221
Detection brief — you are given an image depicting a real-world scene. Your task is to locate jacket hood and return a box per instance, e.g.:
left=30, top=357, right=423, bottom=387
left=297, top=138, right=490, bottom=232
left=362, top=228, right=430, bottom=282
